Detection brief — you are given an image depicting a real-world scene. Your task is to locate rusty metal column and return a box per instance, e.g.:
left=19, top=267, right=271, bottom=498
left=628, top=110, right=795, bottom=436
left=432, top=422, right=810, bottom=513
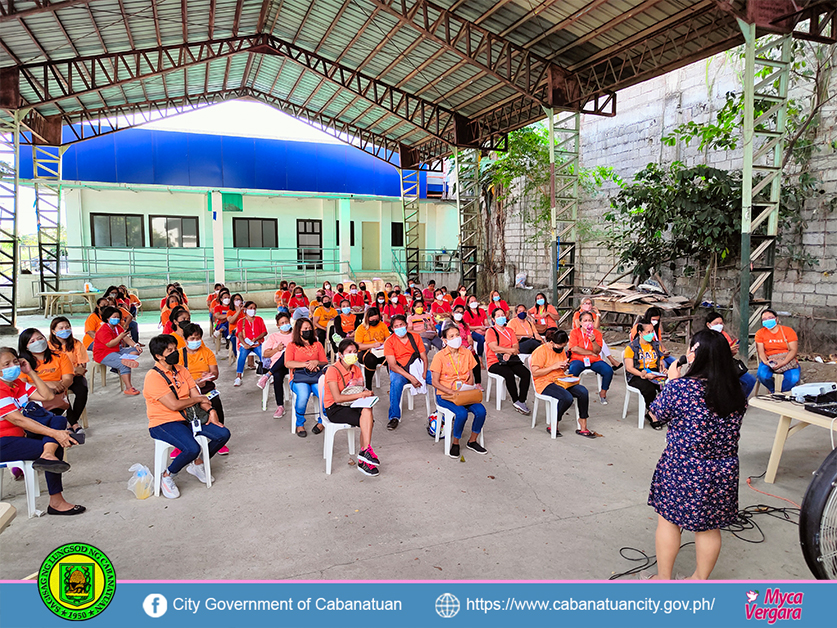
left=454, top=149, right=480, bottom=295
left=0, top=110, right=21, bottom=331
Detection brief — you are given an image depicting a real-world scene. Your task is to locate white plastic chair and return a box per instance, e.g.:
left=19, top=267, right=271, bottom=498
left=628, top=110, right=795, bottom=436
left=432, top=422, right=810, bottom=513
left=66, top=390, right=89, bottom=429
left=261, top=373, right=290, bottom=412
left=317, top=375, right=360, bottom=475
left=430, top=387, right=485, bottom=457
left=153, top=435, right=212, bottom=496
left=485, top=371, right=507, bottom=411
left=531, top=392, right=580, bottom=439
left=578, top=368, right=603, bottom=392
left=621, top=350, right=647, bottom=429
left=0, top=461, right=41, bottom=518
left=399, top=383, right=432, bottom=417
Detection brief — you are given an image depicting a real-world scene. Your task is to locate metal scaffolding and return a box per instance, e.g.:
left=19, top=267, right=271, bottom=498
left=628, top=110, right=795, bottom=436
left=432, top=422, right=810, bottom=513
left=33, top=145, right=64, bottom=295
left=0, top=111, right=20, bottom=331
left=737, top=22, right=791, bottom=360
left=545, top=109, right=580, bottom=325
left=400, top=168, right=420, bottom=284
left=454, top=149, right=480, bottom=296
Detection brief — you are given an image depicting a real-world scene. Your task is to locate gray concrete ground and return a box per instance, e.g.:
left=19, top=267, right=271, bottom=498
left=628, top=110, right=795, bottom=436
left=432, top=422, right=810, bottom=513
left=0, top=313, right=828, bottom=580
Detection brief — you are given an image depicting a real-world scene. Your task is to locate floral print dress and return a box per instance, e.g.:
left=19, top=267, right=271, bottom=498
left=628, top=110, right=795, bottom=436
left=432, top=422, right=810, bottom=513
left=648, top=378, right=745, bottom=531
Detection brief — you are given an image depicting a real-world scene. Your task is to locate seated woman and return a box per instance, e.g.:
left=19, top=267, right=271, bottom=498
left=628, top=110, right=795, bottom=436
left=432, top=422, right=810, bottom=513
left=572, top=296, right=622, bottom=370
left=508, top=304, right=544, bottom=354
left=288, top=286, right=310, bottom=317
left=48, top=317, right=89, bottom=435
left=381, top=291, right=405, bottom=324
left=624, top=319, right=667, bottom=429
left=451, top=304, right=481, bottom=386
left=286, top=318, right=328, bottom=438
left=144, top=335, right=230, bottom=499
left=93, top=306, right=143, bottom=395
left=358, top=282, right=373, bottom=308
left=529, top=330, right=593, bottom=438
left=258, top=312, right=295, bottom=419
left=347, top=284, right=365, bottom=313
left=464, top=296, right=488, bottom=357
left=233, top=301, right=267, bottom=387
left=486, top=307, right=531, bottom=415
left=334, top=283, right=347, bottom=304
left=452, top=286, right=469, bottom=308
left=212, top=288, right=233, bottom=342
left=383, top=315, right=428, bottom=431
left=705, top=311, right=757, bottom=397
left=567, top=311, right=614, bottom=405
left=312, top=295, right=338, bottom=347
left=325, top=339, right=380, bottom=477
left=488, top=290, right=510, bottom=318
left=121, top=284, right=141, bottom=317
left=429, top=322, right=488, bottom=458
left=84, top=298, right=109, bottom=351
left=528, top=292, right=559, bottom=336
left=354, top=308, right=391, bottom=390
left=754, top=309, right=800, bottom=393
left=407, top=298, right=441, bottom=353
left=160, top=293, right=187, bottom=330
left=18, top=328, right=78, bottom=432
left=181, top=323, right=227, bottom=455
left=0, top=347, right=84, bottom=515
left=430, top=288, right=452, bottom=330
left=332, top=298, right=360, bottom=350
left=630, top=306, right=675, bottom=368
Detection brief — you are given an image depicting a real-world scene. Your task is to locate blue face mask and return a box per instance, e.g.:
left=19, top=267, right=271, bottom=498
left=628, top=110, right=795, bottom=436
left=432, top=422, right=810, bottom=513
left=762, top=318, right=777, bottom=330
left=55, top=329, right=73, bottom=339
left=186, top=340, right=202, bottom=351
left=495, top=316, right=507, bottom=327
left=536, top=298, right=545, bottom=306
left=394, top=326, right=407, bottom=338
left=0, top=365, right=21, bottom=382
left=279, top=323, right=292, bottom=332
left=493, top=295, right=501, bottom=302
left=109, top=318, right=121, bottom=326
left=341, top=307, right=352, bottom=315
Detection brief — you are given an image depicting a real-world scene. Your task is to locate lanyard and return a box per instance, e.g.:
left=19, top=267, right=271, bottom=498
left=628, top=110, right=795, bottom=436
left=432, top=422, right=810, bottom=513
left=494, top=325, right=512, bottom=345
left=446, top=348, right=466, bottom=380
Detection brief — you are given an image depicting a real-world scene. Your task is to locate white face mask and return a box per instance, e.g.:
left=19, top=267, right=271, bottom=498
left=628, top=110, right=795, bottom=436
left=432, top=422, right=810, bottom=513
left=391, top=297, right=399, bottom=304
left=350, top=289, right=358, bottom=295
left=435, top=295, right=443, bottom=301
left=710, top=323, right=724, bottom=333
left=453, top=312, right=463, bottom=321
left=468, top=302, right=479, bottom=309
left=234, top=300, right=242, bottom=307
left=446, top=336, right=462, bottom=349
left=222, top=298, right=230, bottom=305
left=246, top=309, right=256, bottom=317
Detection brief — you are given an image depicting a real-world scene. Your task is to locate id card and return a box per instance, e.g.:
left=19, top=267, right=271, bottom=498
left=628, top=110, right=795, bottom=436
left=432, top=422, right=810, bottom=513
left=583, top=356, right=591, bottom=368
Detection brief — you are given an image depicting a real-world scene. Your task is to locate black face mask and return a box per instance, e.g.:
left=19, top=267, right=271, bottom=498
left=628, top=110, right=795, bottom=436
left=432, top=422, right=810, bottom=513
left=369, top=318, right=380, bottom=326
left=178, top=320, right=191, bottom=330
left=359, top=286, right=366, bottom=291
left=552, top=345, right=565, bottom=354
left=395, top=290, right=401, bottom=295
left=164, top=352, right=179, bottom=365
left=301, top=330, right=313, bottom=341
left=323, top=301, right=332, bottom=308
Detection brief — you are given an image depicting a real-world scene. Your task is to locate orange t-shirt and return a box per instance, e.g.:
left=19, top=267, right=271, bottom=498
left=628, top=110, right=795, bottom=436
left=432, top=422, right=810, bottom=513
left=21, top=352, right=73, bottom=384
left=48, top=340, right=88, bottom=368
left=754, top=325, right=798, bottom=357
left=485, top=325, right=517, bottom=368
left=285, top=342, right=327, bottom=381
left=355, top=323, right=391, bottom=346
left=568, top=327, right=603, bottom=363
left=84, top=312, right=102, bottom=350
left=143, top=364, right=198, bottom=428
left=529, top=303, right=558, bottom=329
left=509, top=317, right=539, bottom=339
left=323, top=362, right=364, bottom=409
left=529, top=344, right=574, bottom=393
left=383, top=331, right=423, bottom=368
left=183, top=343, right=217, bottom=381
left=161, top=304, right=189, bottom=327
left=430, top=347, right=477, bottom=390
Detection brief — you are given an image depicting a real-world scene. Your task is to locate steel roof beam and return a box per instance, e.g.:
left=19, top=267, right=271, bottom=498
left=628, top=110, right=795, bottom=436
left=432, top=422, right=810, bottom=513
left=0, top=0, right=97, bottom=23
left=524, top=0, right=611, bottom=48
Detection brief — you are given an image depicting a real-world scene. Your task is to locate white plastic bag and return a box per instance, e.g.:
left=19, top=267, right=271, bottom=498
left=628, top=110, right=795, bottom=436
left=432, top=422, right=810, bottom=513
left=514, top=272, right=528, bottom=289
left=128, top=463, right=153, bottom=500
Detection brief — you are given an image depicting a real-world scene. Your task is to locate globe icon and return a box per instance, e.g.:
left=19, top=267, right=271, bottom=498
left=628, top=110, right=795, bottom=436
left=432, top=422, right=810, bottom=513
left=435, top=593, right=460, bottom=618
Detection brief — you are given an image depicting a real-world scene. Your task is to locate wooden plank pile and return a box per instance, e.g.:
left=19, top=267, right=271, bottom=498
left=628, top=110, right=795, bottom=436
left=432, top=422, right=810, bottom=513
left=593, top=281, right=692, bottom=311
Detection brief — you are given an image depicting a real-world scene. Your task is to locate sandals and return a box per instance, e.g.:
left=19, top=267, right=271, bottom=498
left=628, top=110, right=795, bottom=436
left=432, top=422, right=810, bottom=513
left=312, top=424, right=324, bottom=436
left=611, top=362, right=623, bottom=371
left=296, top=429, right=308, bottom=438
left=32, top=458, right=71, bottom=473
left=123, top=388, right=140, bottom=396
left=546, top=426, right=563, bottom=437
left=646, top=414, right=664, bottom=430
left=576, top=429, right=597, bottom=439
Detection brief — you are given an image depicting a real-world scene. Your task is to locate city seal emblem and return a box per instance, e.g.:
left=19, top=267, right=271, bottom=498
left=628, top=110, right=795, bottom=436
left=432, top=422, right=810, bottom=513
left=38, top=543, right=116, bottom=621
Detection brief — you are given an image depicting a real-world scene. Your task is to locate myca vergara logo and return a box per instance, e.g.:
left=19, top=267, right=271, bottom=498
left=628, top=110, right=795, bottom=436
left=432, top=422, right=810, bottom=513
left=38, top=543, right=116, bottom=621
left=745, top=588, right=803, bottom=624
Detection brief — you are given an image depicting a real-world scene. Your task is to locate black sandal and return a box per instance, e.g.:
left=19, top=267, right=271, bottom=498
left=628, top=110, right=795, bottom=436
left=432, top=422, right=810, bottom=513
left=575, top=429, right=597, bottom=439
left=546, top=426, right=563, bottom=437
left=32, top=458, right=71, bottom=473
left=296, top=429, right=308, bottom=438
left=312, top=424, right=324, bottom=435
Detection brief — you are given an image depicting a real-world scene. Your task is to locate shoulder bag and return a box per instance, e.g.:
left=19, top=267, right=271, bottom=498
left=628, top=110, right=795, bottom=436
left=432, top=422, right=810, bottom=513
left=769, top=327, right=800, bottom=374
left=153, top=366, right=209, bottom=425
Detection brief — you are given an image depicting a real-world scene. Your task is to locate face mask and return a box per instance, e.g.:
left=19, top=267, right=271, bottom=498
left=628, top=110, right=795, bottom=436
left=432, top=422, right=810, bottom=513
left=517, top=312, right=527, bottom=320
left=552, top=345, right=564, bottom=354
left=369, top=319, right=380, bottom=326
left=342, top=307, right=352, bottom=315
left=0, top=365, right=21, bottom=382
left=469, top=302, right=479, bottom=309
left=415, top=306, right=424, bottom=315
left=453, top=312, right=464, bottom=321
left=350, top=289, right=358, bottom=295
left=536, top=298, right=545, bottom=306
left=234, top=300, right=242, bottom=307
left=178, top=319, right=191, bottom=330
left=215, top=289, right=220, bottom=294
left=642, top=333, right=655, bottom=342
left=460, top=290, right=467, bottom=296
left=709, top=323, right=724, bottom=333
left=391, top=297, right=399, bottom=304
left=395, top=290, right=401, bottom=295
left=246, top=309, right=256, bottom=317
left=294, top=293, right=303, bottom=299
left=109, top=318, right=121, bottom=326
left=360, top=286, right=366, bottom=291
left=493, top=295, right=500, bottom=302
left=323, top=301, right=332, bottom=308
left=337, top=287, right=343, bottom=293
left=583, top=322, right=594, bottom=331
left=187, top=340, right=202, bottom=351
left=280, top=323, right=292, bottom=332
left=651, top=319, right=660, bottom=327
left=446, top=336, right=462, bottom=349
left=581, top=303, right=592, bottom=311
left=495, top=317, right=506, bottom=327
left=28, top=339, right=48, bottom=353
left=409, top=283, right=415, bottom=288
left=394, top=326, right=407, bottom=337
left=164, top=352, right=179, bottom=366
left=343, top=353, right=358, bottom=366
left=324, top=284, right=331, bottom=290
left=436, top=295, right=443, bottom=301
left=55, top=329, right=72, bottom=340
left=222, top=298, right=230, bottom=305
left=301, top=330, right=313, bottom=340
left=762, top=318, right=777, bottom=330
left=378, top=299, right=385, bottom=304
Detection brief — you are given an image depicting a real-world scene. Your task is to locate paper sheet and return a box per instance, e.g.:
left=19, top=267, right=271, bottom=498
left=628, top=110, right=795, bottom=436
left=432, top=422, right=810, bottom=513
left=351, top=396, right=379, bottom=409
left=408, top=359, right=427, bottom=395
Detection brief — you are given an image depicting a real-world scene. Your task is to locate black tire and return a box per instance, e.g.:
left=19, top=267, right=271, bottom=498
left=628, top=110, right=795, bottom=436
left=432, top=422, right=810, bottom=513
left=799, top=447, right=837, bottom=579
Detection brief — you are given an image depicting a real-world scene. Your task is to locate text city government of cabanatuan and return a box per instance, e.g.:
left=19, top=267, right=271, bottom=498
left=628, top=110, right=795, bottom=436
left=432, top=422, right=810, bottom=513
left=173, top=597, right=403, bottom=613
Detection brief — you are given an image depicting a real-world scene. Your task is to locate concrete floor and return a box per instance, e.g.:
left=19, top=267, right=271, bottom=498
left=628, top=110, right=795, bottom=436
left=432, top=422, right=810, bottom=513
left=0, top=314, right=828, bottom=580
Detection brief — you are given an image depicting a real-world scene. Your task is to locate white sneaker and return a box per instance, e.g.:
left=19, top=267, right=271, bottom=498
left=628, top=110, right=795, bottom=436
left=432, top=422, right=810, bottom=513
left=599, top=396, right=608, bottom=406
left=186, top=462, right=214, bottom=484
left=234, top=377, right=242, bottom=387
left=160, top=474, right=180, bottom=499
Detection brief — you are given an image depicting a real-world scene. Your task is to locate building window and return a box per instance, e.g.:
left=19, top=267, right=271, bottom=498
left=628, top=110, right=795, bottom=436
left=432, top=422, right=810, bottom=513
left=233, top=218, right=277, bottom=248
left=335, top=220, right=355, bottom=246
left=297, top=219, right=323, bottom=269
left=91, top=213, right=144, bottom=248
left=391, top=221, right=404, bottom=247
left=149, top=216, right=199, bottom=248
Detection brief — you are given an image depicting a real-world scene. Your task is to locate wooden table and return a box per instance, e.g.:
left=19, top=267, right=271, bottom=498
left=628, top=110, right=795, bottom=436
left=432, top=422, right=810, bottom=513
left=749, top=396, right=837, bottom=483
left=592, top=298, right=693, bottom=339
left=37, top=291, right=98, bottom=318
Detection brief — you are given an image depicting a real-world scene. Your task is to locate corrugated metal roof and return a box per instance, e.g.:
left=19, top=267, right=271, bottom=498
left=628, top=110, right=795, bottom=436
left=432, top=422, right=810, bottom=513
left=0, top=0, right=789, bottom=166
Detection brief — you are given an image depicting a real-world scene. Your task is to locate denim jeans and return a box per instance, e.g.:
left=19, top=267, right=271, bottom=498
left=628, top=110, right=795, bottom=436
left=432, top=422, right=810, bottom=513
left=435, top=396, right=486, bottom=440
left=236, top=344, right=263, bottom=373
left=128, top=320, right=139, bottom=343
left=470, top=331, right=485, bottom=357
left=756, top=363, right=801, bottom=393
left=0, top=404, right=68, bottom=495
left=149, top=420, right=231, bottom=475
left=99, top=346, right=139, bottom=374
left=388, top=370, right=412, bottom=421
left=291, top=380, right=322, bottom=427
left=567, top=359, right=613, bottom=391
left=740, top=372, right=757, bottom=398
left=541, top=383, right=589, bottom=422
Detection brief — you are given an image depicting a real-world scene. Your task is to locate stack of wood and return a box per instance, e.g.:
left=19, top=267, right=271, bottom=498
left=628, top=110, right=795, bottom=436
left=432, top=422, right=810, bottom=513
left=593, top=280, right=692, bottom=311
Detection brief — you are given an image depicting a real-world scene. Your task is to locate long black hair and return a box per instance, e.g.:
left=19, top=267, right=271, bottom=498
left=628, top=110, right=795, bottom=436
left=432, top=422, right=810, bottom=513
left=49, top=316, right=77, bottom=353
left=18, top=327, right=55, bottom=368
left=685, top=329, right=747, bottom=418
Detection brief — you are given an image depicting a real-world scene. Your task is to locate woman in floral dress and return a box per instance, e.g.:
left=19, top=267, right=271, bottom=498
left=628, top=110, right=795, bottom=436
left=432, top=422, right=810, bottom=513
left=646, top=329, right=748, bottom=580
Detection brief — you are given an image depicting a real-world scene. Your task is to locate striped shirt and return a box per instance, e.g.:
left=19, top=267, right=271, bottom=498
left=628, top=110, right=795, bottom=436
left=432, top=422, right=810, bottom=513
left=0, top=379, right=36, bottom=437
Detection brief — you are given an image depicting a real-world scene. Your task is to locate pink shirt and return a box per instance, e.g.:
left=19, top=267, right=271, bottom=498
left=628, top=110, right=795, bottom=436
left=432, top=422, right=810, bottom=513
left=263, top=331, right=294, bottom=355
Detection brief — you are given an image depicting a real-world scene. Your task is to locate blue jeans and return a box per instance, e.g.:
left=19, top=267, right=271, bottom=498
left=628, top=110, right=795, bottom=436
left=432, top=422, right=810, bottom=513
left=740, top=372, right=757, bottom=398
left=663, top=355, right=676, bottom=368
left=567, top=360, right=613, bottom=391
left=149, top=420, right=231, bottom=475
left=757, top=363, right=801, bottom=393
left=291, top=381, right=322, bottom=427
left=236, top=344, right=262, bottom=373
left=435, top=396, right=486, bottom=440
left=128, top=320, right=139, bottom=343
left=388, top=370, right=413, bottom=421
left=541, top=383, right=589, bottom=421
left=99, top=346, right=139, bottom=374
left=471, top=331, right=485, bottom=357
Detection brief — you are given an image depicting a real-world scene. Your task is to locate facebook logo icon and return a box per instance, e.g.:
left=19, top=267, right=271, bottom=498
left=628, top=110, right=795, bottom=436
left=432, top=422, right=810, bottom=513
left=143, top=594, right=168, bottom=618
